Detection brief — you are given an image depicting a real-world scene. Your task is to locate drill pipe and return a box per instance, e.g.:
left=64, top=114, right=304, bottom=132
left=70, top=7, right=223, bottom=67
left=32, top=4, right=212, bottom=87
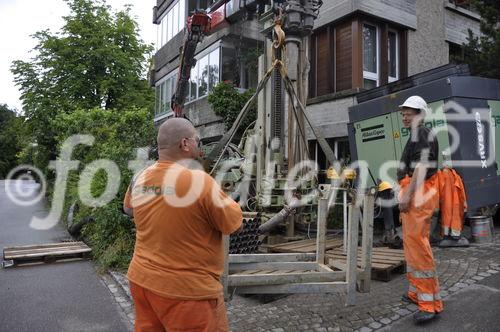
left=258, top=199, right=301, bottom=234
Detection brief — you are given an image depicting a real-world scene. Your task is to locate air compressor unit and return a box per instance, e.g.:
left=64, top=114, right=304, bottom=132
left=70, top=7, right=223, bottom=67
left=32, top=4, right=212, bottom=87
left=348, top=64, right=500, bottom=211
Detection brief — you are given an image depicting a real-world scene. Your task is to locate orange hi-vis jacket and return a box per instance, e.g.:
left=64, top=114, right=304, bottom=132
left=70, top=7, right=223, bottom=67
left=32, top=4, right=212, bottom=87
left=437, top=168, right=467, bottom=237
left=124, top=161, right=243, bottom=301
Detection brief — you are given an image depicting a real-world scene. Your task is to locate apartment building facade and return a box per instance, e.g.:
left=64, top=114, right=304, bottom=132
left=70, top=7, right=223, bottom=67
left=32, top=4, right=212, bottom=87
left=151, top=0, right=481, bottom=157
left=307, top=0, right=481, bottom=166
left=152, top=0, right=263, bottom=141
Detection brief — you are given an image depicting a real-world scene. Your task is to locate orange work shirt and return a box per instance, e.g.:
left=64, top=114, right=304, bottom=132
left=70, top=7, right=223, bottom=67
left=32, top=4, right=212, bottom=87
left=123, top=161, right=242, bottom=300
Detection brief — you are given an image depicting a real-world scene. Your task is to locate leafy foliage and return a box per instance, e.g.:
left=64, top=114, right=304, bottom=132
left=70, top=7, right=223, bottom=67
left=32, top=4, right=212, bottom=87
left=11, top=0, right=154, bottom=171
left=462, top=0, right=500, bottom=78
left=54, top=107, right=155, bottom=270
left=0, top=104, right=26, bottom=178
left=207, top=81, right=257, bottom=135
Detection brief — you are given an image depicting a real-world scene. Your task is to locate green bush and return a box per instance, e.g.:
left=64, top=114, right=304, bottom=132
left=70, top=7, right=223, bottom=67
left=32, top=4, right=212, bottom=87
left=207, top=81, right=257, bottom=135
left=53, top=107, right=155, bottom=271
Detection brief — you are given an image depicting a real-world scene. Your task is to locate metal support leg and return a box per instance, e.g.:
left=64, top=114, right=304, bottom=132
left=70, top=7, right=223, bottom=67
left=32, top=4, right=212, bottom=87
left=316, top=196, right=328, bottom=264
left=346, top=202, right=360, bottom=306
left=343, top=190, right=347, bottom=254
left=222, top=235, right=230, bottom=300
left=359, top=189, right=375, bottom=292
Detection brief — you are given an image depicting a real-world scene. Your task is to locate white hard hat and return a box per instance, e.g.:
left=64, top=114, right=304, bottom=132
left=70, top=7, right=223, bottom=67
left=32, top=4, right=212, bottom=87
left=399, top=95, right=428, bottom=115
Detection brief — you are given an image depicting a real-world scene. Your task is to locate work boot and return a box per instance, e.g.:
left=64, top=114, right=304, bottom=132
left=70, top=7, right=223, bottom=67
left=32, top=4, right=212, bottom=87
left=452, top=235, right=470, bottom=247
left=439, top=235, right=470, bottom=248
left=413, top=310, right=436, bottom=324
left=382, top=229, right=395, bottom=244
left=401, top=294, right=417, bottom=304
left=438, top=236, right=454, bottom=248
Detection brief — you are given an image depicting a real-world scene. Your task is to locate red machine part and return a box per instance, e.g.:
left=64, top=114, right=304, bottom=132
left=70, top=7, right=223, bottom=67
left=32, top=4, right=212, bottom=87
left=171, top=4, right=229, bottom=118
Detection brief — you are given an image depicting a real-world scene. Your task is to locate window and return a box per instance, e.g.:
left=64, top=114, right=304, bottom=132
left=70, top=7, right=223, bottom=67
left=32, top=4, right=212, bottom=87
left=221, top=48, right=238, bottom=85
left=198, top=55, right=209, bottom=97
left=156, top=1, right=185, bottom=50
left=208, top=48, right=220, bottom=90
left=186, top=47, right=220, bottom=102
left=189, top=61, right=198, bottom=101
left=155, top=73, right=178, bottom=116
left=188, top=0, right=210, bottom=13
left=363, top=23, right=379, bottom=89
left=449, top=0, right=472, bottom=10
left=388, top=30, right=399, bottom=82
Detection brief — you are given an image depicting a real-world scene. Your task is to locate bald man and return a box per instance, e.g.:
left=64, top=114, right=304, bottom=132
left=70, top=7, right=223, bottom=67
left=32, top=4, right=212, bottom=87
left=123, top=118, right=243, bottom=332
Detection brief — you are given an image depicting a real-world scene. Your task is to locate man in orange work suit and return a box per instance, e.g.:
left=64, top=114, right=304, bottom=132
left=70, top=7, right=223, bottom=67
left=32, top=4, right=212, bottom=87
left=397, top=96, right=443, bottom=324
left=123, top=118, right=243, bottom=332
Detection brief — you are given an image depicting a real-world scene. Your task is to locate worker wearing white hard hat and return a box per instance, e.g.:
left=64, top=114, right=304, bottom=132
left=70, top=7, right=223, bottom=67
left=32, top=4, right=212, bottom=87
left=397, top=95, right=443, bottom=324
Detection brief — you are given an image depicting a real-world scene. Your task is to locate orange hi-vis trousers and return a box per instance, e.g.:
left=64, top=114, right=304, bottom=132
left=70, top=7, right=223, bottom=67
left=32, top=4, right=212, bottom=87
left=130, top=281, right=229, bottom=332
left=399, top=174, right=443, bottom=314
left=437, top=168, right=467, bottom=237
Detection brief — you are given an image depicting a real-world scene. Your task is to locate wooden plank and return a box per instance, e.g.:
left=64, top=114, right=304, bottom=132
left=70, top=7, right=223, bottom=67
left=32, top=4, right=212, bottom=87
left=4, top=245, right=90, bottom=256
left=5, top=248, right=91, bottom=260
left=326, top=249, right=405, bottom=262
left=327, top=256, right=393, bottom=269
left=317, top=264, right=335, bottom=273
left=266, top=236, right=342, bottom=253
left=371, top=247, right=405, bottom=255
left=327, top=247, right=404, bottom=256
left=229, top=262, right=321, bottom=273
left=326, top=253, right=396, bottom=266
left=326, top=251, right=404, bottom=263
left=3, top=241, right=85, bottom=252
left=228, top=253, right=316, bottom=263
left=234, top=282, right=348, bottom=294
left=228, top=271, right=345, bottom=287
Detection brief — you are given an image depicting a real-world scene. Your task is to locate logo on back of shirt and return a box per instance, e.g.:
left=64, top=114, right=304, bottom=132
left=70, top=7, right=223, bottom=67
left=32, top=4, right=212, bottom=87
left=132, top=185, right=175, bottom=196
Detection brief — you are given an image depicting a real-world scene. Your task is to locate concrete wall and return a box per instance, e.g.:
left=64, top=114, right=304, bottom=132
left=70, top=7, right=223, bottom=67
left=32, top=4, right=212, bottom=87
left=154, top=96, right=225, bottom=140
left=315, top=0, right=417, bottom=30
left=305, top=96, right=357, bottom=140
left=184, top=97, right=225, bottom=139
left=407, top=0, right=448, bottom=76
left=444, top=5, right=481, bottom=45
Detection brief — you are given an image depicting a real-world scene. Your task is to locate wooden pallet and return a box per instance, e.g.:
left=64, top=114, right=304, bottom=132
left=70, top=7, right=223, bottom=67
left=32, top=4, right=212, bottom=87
left=326, top=247, right=406, bottom=282
left=264, top=236, right=343, bottom=253
left=2, top=241, right=91, bottom=268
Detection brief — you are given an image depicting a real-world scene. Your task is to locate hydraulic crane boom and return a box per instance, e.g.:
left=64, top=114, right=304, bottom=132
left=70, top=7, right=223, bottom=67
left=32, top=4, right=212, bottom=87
left=171, top=0, right=269, bottom=117
left=171, top=10, right=212, bottom=117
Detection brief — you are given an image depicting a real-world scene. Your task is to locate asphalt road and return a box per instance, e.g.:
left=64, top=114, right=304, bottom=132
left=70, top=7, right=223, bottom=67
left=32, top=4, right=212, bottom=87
left=382, top=266, right=500, bottom=332
left=0, top=180, right=131, bottom=332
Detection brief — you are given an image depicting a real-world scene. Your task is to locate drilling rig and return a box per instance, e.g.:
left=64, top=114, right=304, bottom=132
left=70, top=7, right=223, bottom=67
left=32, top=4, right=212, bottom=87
left=172, top=0, right=345, bottom=250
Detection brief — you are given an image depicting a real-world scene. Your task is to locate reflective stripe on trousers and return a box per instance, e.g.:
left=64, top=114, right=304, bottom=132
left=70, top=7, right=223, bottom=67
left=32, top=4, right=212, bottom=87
left=417, top=292, right=442, bottom=302
left=412, top=269, right=435, bottom=279
left=442, top=226, right=461, bottom=237
left=409, top=284, right=417, bottom=293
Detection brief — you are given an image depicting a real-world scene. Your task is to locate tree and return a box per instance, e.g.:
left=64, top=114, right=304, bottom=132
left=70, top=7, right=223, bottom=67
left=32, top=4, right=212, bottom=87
left=52, top=107, right=155, bottom=269
left=0, top=104, right=25, bottom=178
left=462, top=0, right=500, bottom=78
left=11, top=0, right=154, bottom=170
